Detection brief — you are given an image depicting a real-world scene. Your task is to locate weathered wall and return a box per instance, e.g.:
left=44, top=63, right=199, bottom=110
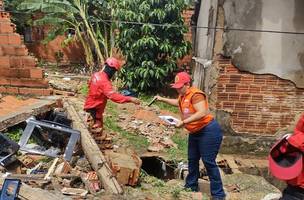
left=26, top=35, right=85, bottom=64
left=222, top=0, right=304, bottom=88
left=215, top=59, right=304, bottom=135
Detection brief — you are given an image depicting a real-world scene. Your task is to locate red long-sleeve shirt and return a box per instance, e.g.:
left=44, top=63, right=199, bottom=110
left=287, top=114, right=304, bottom=188
left=84, top=71, right=131, bottom=117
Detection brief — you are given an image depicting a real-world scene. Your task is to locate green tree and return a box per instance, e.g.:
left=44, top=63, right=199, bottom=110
left=114, top=0, right=191, bottom=92
left=14, top=0, right=115, bottom=72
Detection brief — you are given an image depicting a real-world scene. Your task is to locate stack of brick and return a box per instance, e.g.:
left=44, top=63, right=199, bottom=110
left=177, top=8, right=194, bottom=70
left=0, top=0, right=52, bottom=96
left=215, top=59, right=304, bottom=135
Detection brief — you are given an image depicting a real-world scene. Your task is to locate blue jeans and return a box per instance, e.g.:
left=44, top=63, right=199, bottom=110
left=185, top=119, right=226, bottom=199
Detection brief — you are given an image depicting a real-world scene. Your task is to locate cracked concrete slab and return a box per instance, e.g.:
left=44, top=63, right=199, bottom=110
left=0, top=95, right=60, bottom=131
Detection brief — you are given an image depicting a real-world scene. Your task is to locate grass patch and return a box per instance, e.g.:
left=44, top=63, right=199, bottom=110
left=80, top=83, right=88, bottom=96
left=165, top=130, right=188, bottom=163
left=5, top=128, right=23, bottom=143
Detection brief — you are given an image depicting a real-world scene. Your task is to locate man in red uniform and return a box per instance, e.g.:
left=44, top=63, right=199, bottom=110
left=269, top=114, right=304, bottom=200
left=84, top=57, right=140, bottom=129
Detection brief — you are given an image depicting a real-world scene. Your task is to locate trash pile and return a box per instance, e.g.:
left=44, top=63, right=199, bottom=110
left=0, top=110, right=102, bottom=199
left=117, top=108, right=178, bottom=152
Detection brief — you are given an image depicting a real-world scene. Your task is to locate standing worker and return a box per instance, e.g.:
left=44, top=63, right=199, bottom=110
left=84, top=57, right=140, bottom=131
left=155, top=72, right=226, bottom=200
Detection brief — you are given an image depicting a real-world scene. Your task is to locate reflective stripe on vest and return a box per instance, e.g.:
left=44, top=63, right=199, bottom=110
left=178, top=87, right=213, bottom=133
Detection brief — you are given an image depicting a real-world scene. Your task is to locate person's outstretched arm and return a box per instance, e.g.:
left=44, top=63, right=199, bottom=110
left=155, top=95, right=179, bottom=107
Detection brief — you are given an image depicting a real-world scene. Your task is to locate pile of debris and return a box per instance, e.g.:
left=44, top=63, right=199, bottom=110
left=0, top=110, right=105, bottom=199
left=117, top=106, right=179, bottom=152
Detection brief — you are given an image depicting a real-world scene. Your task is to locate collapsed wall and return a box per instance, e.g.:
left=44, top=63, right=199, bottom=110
left=0, top=0, right=52, bottom=96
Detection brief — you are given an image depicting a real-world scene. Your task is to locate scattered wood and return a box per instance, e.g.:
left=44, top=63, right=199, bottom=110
left=64, top=100, right=123, bottom=194
left=44, top=158, right=59, bottom=180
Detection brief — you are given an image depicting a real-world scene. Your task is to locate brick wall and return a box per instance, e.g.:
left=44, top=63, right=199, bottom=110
left=215, top=59, right=304, bottom=135
left=177, top=8, right=194, bottom=71
left=0, top=5, right=52, bottom=96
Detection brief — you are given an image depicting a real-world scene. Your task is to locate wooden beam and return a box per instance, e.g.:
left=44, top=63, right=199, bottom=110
left=64, top=100, right=123, bottom=194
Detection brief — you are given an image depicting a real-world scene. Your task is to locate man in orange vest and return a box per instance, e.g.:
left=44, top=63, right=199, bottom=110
left=155, top=72, right=225, bottom=200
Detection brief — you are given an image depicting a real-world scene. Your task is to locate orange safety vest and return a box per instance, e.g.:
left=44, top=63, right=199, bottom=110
left=178, top=87, right=213, bottom=133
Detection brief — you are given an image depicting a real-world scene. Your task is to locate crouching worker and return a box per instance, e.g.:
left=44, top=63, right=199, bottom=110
left=269, top=114, right=304, bottom=200
left=84, top=57, right=140, bottom=135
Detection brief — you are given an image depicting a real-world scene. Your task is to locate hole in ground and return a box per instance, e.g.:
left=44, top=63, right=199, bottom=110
left=141, top=156, right=176, bottom=180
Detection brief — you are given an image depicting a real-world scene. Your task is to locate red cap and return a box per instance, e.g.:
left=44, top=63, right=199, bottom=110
left=170, top=72, right=191, bottom=89
left=268, top=135, right=303, bottom=180
left=105, top=57, right=122, bottom=70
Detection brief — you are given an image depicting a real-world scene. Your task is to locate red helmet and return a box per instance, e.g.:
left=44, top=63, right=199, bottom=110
left=105, top=57, right=122, bottom=70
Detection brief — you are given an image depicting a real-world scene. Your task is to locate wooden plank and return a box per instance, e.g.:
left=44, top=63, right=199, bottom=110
left=64, top=100, right=123, bottom=194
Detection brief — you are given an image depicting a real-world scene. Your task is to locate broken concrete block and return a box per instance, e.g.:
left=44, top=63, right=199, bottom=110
left=61, top=187, right=88, bottom=197
left=54, top=161, right=72, bottom=175
left=107, top=149, right=142, bottom=186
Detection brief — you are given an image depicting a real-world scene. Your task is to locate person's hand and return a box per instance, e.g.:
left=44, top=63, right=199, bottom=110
left=175, top=120, right=184, bottom=128
left=154, top=95, right=163, bottom=101
left=130, top=97, right=140, bottom=105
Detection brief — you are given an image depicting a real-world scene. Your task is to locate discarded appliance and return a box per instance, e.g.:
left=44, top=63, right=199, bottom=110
left=18, top=118, right=80, bottom=162
left=0, top=179, right=21, bottom=200
left=0, top=133, right=19, bottom=167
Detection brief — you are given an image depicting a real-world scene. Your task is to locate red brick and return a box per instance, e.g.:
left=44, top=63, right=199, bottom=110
left=0, top=78, right=10, bottom=85
left=236, top=85, right=249, bottom=93
left=15, top=46, right=28, bottom=56
left=237, top=112, right=249, bottom=120
left=253, top=76, right=266, bottom=84
left=226, top=84, right=237, bottom=92
left=0, top=55, right=10, bottom=67
left=251, top=95, right=263, bottom=103
left=232, top=119, right=244, bottom=127
left=222, top=101, right=234, bottom=109
left=269, top=105, right=281, bottom=112
left=246, top=104, right=257, bottom=111
left=228, top=93, right=240, bottom=101
left=229, top=75, right=242, bottom=83
left=280, top=106, right=291, bottom=112
left=240, top=94, right=251, bottom=101
left=225, top=65, right=239, bottom=74
left=218, top=75, right=230, bottom=83
left=0, top=23, right=13, bottom=33
left=244, top=121, right=256, bottom=129
left=6, top=86, right=18, bottom=94
left=249, top=85, right=261, bottom=93
left=217, top=93, right=228, bottom=101
left=266, top=78, right=278, bottom=85
left=241, top=75, right=254, bottom=84
left=18, top=68, right=31, bottom=78
left=235, top=103, right=246, bottom=111
left=217, top=84, right=224, bottom=92
left=30, top=68, right=43, bottom=79
left=0, top=86, right=7, bottom=93
left=8, top=34, right=21, bottom=45
left=0, top=34, right=8, bottom=45
left=9, top=56, right=22, bottom=67
left=9, top=78, right=49, bottom=88
left=19, top=88, right=51, bottom=96
left=22, top=56, right=36, bottom=67
left=2, top=45, right=15, bottom=55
